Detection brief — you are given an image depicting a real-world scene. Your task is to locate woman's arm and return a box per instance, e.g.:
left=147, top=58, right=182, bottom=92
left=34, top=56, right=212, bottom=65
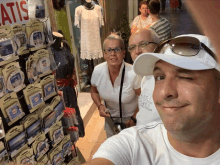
left=90, top=85, right=110, bottom=117
left=131, top=25, right=138, bottom=34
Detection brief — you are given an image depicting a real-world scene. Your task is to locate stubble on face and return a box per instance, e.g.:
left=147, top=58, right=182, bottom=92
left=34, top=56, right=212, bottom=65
left=153, top=61, right=220, bottom=136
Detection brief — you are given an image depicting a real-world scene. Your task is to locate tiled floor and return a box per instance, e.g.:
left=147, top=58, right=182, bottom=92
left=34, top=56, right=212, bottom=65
left=76, top=107, right=106, bottom=162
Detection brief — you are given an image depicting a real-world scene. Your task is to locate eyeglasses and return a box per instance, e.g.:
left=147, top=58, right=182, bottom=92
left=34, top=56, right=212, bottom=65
left=104, top=47, right=123, bottom=55
left=128, top=41, right=158, bottom=52
left=154, top=36, right=216, bottom=59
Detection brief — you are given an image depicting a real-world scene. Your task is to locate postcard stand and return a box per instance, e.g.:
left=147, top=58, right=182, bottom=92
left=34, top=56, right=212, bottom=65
left=0, top=141, right=9, bottom=165
left=22, top=113, right=41, bottom=144
left=11, top=24, right=29, bottom=55
left=0, top=27, right=19, bottom=67
left=26, top=20, right=46, bottom=52
left=5, top=125, right=28, bottom=158
left=0, top=5, right=81, bottom=164
left=2, top=62, right=25, bottom=93
left=0, top=92, right=25, bottom=126
left=15, top=148, right=35, bottom=164
left=50, top=96, right=65, bottom=122
left=32, top=133, right=50, bottom=161
left=23, top=83, right=45, bottom=113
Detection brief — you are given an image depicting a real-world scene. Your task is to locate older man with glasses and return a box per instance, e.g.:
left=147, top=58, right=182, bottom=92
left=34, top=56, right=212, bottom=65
left=85, top=34, right=220, bottom=165
left=90, top=34, right=142, bottom=138
left=128, top=29, right=162, bottom=126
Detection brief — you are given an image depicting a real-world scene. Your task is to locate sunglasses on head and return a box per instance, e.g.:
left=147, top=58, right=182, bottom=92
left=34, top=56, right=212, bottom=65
left=154, top=36, right=216, bottom=60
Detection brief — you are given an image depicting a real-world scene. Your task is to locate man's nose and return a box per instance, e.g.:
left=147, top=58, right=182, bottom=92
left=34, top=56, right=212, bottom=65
left=134, top=46, right=142, bottom=55
left=160, top=77, right=178, bottom=101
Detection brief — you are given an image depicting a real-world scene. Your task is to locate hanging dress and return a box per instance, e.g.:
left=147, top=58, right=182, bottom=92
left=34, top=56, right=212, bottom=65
left=74, top=5, right=104, bottom=60
left=51, top=46, right=85, bottom=137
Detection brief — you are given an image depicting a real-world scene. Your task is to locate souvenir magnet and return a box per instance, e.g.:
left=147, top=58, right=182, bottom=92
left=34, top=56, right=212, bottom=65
left=29, top=92, right=43, bottom=108
left=30, top=30, right=45, bottom=48
left=7, top=70, right=25, bottom=92
left=37, top=56, right=50, bottom=74
left=6, top=102, right=24, bottom=122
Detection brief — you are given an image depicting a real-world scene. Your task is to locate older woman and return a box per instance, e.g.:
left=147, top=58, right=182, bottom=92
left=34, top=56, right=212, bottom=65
left=131, top=1, right=152, bottom=34
left=90, top=34, right=141, bottom=138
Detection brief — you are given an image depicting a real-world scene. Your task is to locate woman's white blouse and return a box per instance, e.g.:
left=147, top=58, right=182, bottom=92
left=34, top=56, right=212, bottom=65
left=91, top=61, right=142, bottom=118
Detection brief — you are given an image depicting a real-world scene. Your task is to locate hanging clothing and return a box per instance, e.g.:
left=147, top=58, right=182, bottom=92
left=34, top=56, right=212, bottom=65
left=74, top=5, right=104, bottom=60
left=51, top=46, right=85, bottom=137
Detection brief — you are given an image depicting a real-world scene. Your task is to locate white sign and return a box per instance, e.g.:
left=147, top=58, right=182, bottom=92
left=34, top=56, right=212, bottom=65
left=0, top=0, right=29, bottom=26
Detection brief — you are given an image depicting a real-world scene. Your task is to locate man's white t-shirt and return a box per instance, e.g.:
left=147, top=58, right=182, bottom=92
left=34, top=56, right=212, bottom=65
left=136, top=76, right=162, bottom=125
left=93, top=122, right=220, bottom=165
left=91, top=61, right=142, bottom=117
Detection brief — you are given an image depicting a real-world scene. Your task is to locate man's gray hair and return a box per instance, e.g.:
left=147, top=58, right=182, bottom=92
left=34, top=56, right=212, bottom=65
left=103, top=34, right=125, bottom=50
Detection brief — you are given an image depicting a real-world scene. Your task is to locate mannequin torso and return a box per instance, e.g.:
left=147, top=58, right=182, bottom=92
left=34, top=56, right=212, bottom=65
left=83, top=2, right=95, bottom=10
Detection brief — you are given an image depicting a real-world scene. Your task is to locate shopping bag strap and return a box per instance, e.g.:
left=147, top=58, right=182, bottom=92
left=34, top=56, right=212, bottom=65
left=119, top=65, right=125, bottom=123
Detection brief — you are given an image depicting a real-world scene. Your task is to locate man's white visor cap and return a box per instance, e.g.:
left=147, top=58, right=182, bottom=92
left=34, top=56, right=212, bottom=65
left=133, top=34, right=219, bottom=77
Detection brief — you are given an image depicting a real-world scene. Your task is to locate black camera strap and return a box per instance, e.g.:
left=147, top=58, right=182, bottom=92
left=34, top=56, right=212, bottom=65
left=119, top=65, right=125, bottom=123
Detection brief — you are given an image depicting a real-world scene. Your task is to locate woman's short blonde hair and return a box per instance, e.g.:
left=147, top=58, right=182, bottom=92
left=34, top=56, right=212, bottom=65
left=103, top=34, right=125, bottom=50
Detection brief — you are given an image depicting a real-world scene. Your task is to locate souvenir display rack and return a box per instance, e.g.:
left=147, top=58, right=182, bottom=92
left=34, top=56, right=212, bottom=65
left=0, top=1, right=81, bottom=164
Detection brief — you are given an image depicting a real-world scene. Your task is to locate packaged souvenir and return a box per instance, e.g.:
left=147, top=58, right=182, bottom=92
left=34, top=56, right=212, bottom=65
left=2, top=62, right=25, bottom=93
left=26, top=20, right=46, bottom=51
left=44, top=17, right=54, bottom=45
left=39, top=104, right=56, bottom=133
left=0, top=92, right=25, bottom=126
left=48, top=145, right=64, bottom=165
left=40, top=75, right=57, bottom=101
left=23, top=82, right=45, bottom=113
left=37, top=154, right=52, bottom=165
left=5, top=125, right=28, bottom=158
left=26, top=55, right=39, bottom=84
left=15, top=148, right=35, bottom=165
left=0, top=117, right=5, bottom=140
left=22, top=113, right=41, bottom=144
left=50, top=96, right=65, bottom=122
left=32, top=133, right=50, bottom=161
left=35, top=49, right=52, bottom=77
left=0, top=26, right=19, bottom=66
left=60, top=135, right=72, bottom=157
left=0, top=141, right=9, bottom=165
left=11, top=24, right=29, bottom=55
left=49, top=121, right=64, bottom=147
left=0, top=69, right=7, bottom=98
left=28, top=0, right=46, bottom=20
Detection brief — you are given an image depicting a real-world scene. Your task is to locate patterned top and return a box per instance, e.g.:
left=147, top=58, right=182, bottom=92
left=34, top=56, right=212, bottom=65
left=149, top=17, right=171, bottom=42
left=74, top=5, right=104, bottom=60
left=132, top=15, right=152, bottom=29
left=51, top=46, right=74, bottom=79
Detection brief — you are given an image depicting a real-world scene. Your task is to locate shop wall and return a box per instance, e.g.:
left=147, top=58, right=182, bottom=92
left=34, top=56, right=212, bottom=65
left=101, top=0, right=129, bottom=41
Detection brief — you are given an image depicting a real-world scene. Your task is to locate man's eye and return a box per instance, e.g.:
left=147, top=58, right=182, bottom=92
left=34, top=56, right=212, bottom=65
left=115, top=48, right=121, bottom=52
left=129, top=45, right=136, bottom=51
left=107, top=49, right=112, bottom=52
left=179, top=76, right=193, bottom=80
left=155, top=76, right=165, bottom=81
left=140, top=43, right=148, bottom=47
